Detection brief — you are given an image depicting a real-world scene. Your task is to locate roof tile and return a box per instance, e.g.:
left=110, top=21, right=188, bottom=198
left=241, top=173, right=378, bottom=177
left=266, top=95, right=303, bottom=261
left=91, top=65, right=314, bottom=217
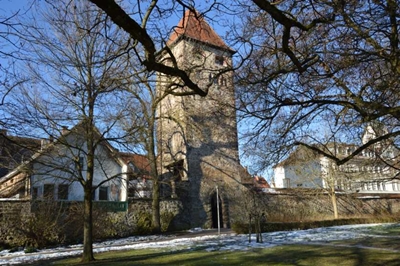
left=167, top=9, right=232, bottom=51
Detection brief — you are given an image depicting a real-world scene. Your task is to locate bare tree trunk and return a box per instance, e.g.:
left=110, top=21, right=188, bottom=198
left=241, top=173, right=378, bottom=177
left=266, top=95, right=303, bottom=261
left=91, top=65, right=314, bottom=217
left=256, top=216, right=262, bottom=243
left=248, top=214, right=252, bottom=243
left=82, top=93, right=96, bottom=262
left=148, top=125, right=161, bottom=233
left=331, top=186, right=339, bottom=219
left=82, top=184, right=94, bottom=262
left=255, top=215, right=259, bottom=243
left=151, top=177, right=161, bottom=233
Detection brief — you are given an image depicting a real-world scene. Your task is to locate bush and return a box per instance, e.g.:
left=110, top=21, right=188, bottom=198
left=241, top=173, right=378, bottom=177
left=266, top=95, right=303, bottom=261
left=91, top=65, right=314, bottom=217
left=24, top=246, right=38, bottom=253
left=161, top=212, right=175, bottom=232
left=9, top=247, right=21, bottom=253
left=17, top=201, right=68, bottom=248
left=134, top=212, right=153, bottom=235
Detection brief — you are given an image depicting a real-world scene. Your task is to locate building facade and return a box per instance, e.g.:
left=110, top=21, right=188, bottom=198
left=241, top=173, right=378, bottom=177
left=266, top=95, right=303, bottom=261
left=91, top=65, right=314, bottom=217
left=157, top=10, right=251, bottom=228
left=274, top=125, right=400, bottom=193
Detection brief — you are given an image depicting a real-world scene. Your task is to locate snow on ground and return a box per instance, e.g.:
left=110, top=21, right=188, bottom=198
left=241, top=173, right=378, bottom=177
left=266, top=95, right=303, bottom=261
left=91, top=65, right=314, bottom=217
left=0, top=223, right=396, bottom=265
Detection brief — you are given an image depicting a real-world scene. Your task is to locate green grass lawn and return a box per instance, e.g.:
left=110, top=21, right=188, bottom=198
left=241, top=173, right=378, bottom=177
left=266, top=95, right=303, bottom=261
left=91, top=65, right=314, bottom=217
left=27, top=240, right=400, bottom=266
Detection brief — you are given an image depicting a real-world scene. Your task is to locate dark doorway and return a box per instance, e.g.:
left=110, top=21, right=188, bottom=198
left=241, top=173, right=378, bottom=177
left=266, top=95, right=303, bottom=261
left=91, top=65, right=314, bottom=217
left=211, top=192, right=223, bottom=228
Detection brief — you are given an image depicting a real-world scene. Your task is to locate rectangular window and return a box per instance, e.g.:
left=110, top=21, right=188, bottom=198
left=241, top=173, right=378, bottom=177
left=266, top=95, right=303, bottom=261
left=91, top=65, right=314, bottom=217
left=43, top=184, right=55, bottom=200
left=79, top=156, right=85, bottom=171
left=215, top=55, right=224, bottom=65
left=32, top=187, right=39, bottom=199
left=79, top=156, right=84, bottom=166
left=58, top=184, right=69, bottom=200
left=361, top=183, right=366, bottom=191
left=99, top=186, right=109, bottom=201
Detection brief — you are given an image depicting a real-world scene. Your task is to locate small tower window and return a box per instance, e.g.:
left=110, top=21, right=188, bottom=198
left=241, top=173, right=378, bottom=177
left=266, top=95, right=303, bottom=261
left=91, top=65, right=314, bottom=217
left=218, top=76, right=227, bottom=86
left=209, top=73, right=217, bottom=84
left=215, top=55, right=224, bottom=65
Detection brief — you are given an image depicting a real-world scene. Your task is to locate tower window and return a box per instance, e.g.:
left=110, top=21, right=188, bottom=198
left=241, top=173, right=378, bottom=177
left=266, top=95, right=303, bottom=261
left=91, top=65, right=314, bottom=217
left=209, top=73, right=217, bottom=84
left=218, top=76, right=227, bottom=86
left=215, top=56, right=224, bottom=65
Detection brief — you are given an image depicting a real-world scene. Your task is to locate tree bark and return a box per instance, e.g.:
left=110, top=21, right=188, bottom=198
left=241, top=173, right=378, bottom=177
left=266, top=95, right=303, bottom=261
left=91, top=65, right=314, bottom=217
left=331, top=186, right=339, bottom=219
left=151, top=178, right=161, bottom=233
left=82, top=184, right=94, bottom=262
left=248, top=214, right=252, bottom=243
left=148, top=123, right=161, bottom=233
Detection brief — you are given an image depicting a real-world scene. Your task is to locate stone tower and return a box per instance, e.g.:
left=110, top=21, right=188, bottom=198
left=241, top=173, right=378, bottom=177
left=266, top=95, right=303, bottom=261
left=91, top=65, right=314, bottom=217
left=157, top=10, right=249, bottom=228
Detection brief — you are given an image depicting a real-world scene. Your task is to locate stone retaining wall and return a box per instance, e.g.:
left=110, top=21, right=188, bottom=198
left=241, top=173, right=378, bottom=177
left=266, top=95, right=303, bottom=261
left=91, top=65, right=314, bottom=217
left=1, top=194, right=400, bottom=246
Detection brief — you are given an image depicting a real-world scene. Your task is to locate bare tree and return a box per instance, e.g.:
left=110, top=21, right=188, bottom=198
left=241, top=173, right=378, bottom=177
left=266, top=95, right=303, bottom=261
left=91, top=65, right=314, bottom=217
left=117, top=68, right=165, bottom=233
left=2, top=1, right=132, bottom=262
left=0, top=1, right=36, bottom=108
left=233, top=1, right=400, bottom=174
left=87, top=0, right=234, bottom=98
left=96, top=1, right=238, bottom=232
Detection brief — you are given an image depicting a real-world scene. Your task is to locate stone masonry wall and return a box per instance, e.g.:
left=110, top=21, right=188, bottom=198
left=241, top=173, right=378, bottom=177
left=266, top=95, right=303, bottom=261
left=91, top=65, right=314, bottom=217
left=1, top=194, right=400, bottom=247
left=0, top=199, right=185, bottom=246
left=0, top=200, right=30, bottom=244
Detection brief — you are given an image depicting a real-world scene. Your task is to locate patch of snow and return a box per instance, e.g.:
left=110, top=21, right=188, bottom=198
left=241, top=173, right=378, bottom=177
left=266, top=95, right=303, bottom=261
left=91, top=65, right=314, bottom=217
left=188, top=227, right=203, bottom=232
left=0, top=223, right=397, bottom=265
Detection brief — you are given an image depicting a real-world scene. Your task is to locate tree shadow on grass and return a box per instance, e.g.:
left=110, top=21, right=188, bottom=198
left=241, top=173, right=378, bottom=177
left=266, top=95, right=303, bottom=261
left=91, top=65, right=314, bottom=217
left=25, top=244, right=400, bottom=266
left=252, top=244, right=400, bottom=266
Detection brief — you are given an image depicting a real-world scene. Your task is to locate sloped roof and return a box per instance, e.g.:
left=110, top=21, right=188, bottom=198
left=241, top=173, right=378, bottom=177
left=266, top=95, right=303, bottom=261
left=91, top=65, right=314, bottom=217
left=0, top=122, right=130, bottom=185
left=119, top=153, right=151, bottom=177
left=0, top=131, right=41, bottom=178
left=274, top=146, right=322, bottom=168
left=254, top=176, right=270, bottom=189
left=167, top=9, right=234, bottom=52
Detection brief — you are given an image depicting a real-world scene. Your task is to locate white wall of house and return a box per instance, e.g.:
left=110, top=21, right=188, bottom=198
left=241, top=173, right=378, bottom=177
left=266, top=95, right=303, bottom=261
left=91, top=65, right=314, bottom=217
left=274, top=151, right=400, bottom=193
left=129, top=178, right=152, bottom=198
left=273, top=160, right=324, bottom=188
left=30, top=134, right=128, bottom=202
left=273, top=166, right=286, bottom=188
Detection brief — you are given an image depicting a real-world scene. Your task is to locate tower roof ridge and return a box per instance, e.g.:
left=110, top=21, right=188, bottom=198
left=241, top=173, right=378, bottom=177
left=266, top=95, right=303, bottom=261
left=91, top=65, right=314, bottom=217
left=167, top=9, right=233, bottom=52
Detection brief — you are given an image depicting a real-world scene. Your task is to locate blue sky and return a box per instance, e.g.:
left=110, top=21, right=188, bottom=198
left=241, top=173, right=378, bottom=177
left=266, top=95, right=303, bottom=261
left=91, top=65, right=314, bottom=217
left=0, top=0, right=32, bottom=15
left=0, top=0, right=260, bottom=175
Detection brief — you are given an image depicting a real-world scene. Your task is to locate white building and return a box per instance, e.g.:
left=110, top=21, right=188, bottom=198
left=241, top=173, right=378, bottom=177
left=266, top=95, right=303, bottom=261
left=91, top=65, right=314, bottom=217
left=0, top=123, right=131, bottom=204
left=273, top=125, right=400, bottom=193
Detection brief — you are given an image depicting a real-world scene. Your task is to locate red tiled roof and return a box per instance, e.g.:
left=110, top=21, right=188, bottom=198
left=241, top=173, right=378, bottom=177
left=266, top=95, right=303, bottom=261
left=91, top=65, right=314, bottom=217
left=167, top=9, right=233, bottom=52
left=254, top=176, right=270, bottom=189
left=0, top=132, right=41, bottom=178
left=118, top=153, right=151, bottom=174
